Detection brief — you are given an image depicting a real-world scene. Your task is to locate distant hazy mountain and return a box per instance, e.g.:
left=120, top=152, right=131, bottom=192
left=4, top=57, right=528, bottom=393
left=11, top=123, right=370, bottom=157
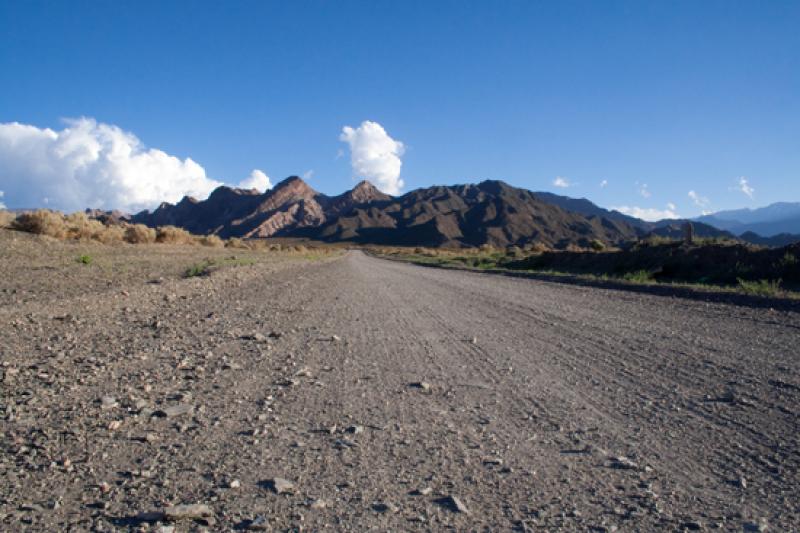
left=695, top=202, right=800, bottom=237
left=534, top=194, right=800, bottom=246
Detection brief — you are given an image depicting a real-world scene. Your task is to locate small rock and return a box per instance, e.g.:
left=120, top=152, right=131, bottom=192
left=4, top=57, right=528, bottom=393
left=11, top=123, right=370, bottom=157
left=437, top=495, right=469, bottom=514
left=410, top=381, right=431, bottom=391
left=309, top=498, right=327, bottom=509
left=153, top=404, right=193, bottom=418
left=100, top=396, right=118, bottom=409
left=744, top=518, right=769, bottom=532
left=135, top=510, right=165, bottom=523
left=346, top=425, right=364, bottom=434
left=228, top=479, right=241, bottom=489
left=412, top=487, right=433, bottom=496
left=682, top=520, right=703, bottom=531
left=373, top=502, right=399, bottom=513
left=609, top=456, right=639, bottom=470
left=331, top=335, right=341, bottom=342
left=246, top=515, right=269, bottom=530
left=266, top=477, right=294, bottom=494
left=107, top=420, right=122, bottom=431
left=163, top=503, right=213, bottom=521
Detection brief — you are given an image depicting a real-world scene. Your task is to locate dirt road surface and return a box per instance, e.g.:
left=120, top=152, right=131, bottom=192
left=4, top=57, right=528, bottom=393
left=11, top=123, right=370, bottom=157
left=2, top=238, right=798, bottom=531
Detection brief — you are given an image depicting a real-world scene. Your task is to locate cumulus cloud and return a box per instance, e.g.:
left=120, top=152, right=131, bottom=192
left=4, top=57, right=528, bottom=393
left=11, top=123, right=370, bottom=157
left=553, top=176, right=570, bottom=188
left=340, top=120, right=405, bottom=195
left=0, top=118, right=229, bottom=212
left=736, top=176, right=754, bottom=199
left=600, top=179, right=608, bottom=188
left=238, top=169, right=272, bottom=192
left=613, top=204, right=679, bottom=221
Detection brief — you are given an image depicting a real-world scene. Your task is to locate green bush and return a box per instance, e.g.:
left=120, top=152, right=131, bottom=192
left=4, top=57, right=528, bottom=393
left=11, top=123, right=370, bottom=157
left=621, top=270, right=653, bottom=283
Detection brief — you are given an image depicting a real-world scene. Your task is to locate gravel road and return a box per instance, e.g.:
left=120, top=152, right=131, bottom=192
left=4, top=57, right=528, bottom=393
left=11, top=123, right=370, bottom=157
left=2, top=239, right=798, bottom=532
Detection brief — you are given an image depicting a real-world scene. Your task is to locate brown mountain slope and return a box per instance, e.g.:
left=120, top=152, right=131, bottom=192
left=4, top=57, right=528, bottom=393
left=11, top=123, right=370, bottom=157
left=133, top=177, right=643, bottom=248
left=316, top=180, right=641, bottom=248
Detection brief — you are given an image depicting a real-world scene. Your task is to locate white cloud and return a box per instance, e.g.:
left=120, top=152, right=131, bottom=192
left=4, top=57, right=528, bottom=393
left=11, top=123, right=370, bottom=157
left=0, top=190, right=5, bottom=209
left=302, top=169, right=314, bottom=180
left=600, top=179, right=608, bottom=188
left=688, top=190, right=710, bottom=210
left=340, top=120, right=405, bottom=195
left=0, top=118, right=229, bottom=212
left=736, top=176, right=754, bottom=199
left=238, top=169, right=272, bottom=192
left=553, top=176, right=570, bottom=188
left=667, top=202, right=676, bottom=211
left=613, top=204, right=679, bottom=221
left=639, top=183, right=651, bottom=198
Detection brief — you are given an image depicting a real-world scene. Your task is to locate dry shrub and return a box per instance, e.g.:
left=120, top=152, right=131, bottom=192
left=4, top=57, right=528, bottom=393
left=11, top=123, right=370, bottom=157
left=124, top=224, right=157, bottom=244
left=0, top=210, right=16, bottom=228
left=225, top=237, right=251, bottom=249
left=248, top=239, right=269, bottom=251
left=524, top=242, right=549, bottom=254
left=156, top=225, right=195, bottom=245
left=12, top=210, right=68, bottom=238
left=198, top=234, right=225, bottom=247
left=93, top=224, right=125, bottom=244
left=65, top=212, right=109, bottom=241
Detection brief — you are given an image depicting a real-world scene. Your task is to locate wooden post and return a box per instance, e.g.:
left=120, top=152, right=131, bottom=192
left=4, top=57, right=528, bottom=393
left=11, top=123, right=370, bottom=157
left=683, top=221, right=694, bottom=245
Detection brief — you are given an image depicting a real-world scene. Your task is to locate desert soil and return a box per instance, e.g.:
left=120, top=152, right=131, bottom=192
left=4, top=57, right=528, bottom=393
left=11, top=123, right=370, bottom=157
left=1, top=230, right=798, bottom=532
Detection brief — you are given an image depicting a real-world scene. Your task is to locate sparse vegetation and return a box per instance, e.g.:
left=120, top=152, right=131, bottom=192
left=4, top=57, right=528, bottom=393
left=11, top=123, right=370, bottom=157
left=621, top=270, right=653, bottom=283
left=371, top=240, right=800, bottom=299
left=183, top=256, right=260, bottom=278
left=590, top=239, right=606, bottom=251
left=184, top=260, right=214, bottom=278
left=737, top=278, right=783, bottom=297
left=77, top=254, right=93, bottom=265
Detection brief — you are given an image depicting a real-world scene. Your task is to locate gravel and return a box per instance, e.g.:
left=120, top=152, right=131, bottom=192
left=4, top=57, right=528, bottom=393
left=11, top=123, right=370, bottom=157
left=0, top=232, right=798, bottom=531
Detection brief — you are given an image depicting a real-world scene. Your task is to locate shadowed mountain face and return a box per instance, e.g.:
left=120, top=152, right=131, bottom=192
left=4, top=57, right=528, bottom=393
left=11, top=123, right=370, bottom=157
left=133, top=177, right=643, bottom=248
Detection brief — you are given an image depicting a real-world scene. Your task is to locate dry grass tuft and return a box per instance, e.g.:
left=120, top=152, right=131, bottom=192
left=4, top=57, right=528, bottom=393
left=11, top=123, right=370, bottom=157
left=156, top=225, right=195, bottom=245
left=124, top=224, right=157, bottom=244
left=12, top=210, right=69, bottom=238
left=0, top=210, right=16, bottom=228
left=197, top=234, right=225, bottom=247
left=225, top=237, right=251, bottom=249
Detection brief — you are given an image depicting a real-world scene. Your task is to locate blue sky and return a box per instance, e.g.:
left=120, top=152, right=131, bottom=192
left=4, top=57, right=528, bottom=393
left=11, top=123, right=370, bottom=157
left=0, top=0, right=798, bottom=218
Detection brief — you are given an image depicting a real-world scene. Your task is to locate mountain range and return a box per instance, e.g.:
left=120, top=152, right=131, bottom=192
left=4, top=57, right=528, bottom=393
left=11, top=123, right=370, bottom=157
left=130, top=176, right=800, bottom=248
left=695, top=203, right=800, bottom=237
